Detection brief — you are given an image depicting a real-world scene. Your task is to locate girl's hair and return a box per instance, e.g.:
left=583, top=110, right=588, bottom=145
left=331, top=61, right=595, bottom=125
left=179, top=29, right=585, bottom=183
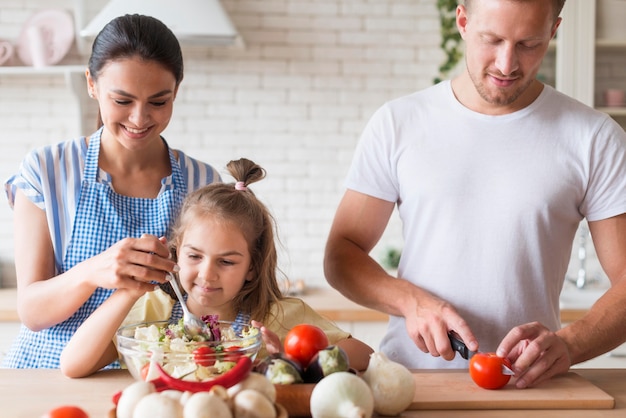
left=170, top=158, right=284, bottom=322
left=88, top=14, right=184, bottom=128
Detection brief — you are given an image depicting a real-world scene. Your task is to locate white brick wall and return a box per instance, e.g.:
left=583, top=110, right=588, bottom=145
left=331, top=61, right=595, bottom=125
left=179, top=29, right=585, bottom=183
left=0, top=0, right=616, bottom=290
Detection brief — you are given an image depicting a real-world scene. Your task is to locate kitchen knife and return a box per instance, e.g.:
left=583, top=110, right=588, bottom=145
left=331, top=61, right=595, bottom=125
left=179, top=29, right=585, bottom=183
left=448, top=331, right=515, bottom=375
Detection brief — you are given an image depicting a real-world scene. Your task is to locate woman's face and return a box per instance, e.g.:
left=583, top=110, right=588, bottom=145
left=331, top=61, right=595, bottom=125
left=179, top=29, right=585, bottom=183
left=176, top=215, right=254, bottom=320
left=87, top=57, right=178, bottom=150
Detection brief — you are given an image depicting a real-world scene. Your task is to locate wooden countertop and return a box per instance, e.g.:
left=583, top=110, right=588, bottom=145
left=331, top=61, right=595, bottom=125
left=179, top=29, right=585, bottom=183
left=0, top=287, right=587, bottom=323
left=0, top=368, right=624, bottom=417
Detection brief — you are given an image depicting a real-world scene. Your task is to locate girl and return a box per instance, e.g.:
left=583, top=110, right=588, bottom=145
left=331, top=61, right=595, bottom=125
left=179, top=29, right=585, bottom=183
left=3, top=14, right=219, bottom=369
left=61, top=158, right=373, bottom=377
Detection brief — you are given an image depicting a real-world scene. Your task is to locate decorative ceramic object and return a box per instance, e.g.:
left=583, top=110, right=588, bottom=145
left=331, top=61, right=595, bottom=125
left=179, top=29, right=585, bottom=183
left=17, top=9, right=74, bottom=67
left=605, top=89, right=625, bottom=107
left=0, top=40, right=14, bottom=66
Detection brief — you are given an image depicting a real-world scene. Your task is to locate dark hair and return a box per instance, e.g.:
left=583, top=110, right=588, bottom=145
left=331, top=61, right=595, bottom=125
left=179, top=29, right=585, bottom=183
left=170, top=158, right=284, bottom=323
left=88, top=14, right=184, bottom=128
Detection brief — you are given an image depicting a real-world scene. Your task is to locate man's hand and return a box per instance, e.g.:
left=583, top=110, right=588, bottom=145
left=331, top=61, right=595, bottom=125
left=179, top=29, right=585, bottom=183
left=497, top=321, right=571, bottom=389
left=403, top=287, right=478, bottom=361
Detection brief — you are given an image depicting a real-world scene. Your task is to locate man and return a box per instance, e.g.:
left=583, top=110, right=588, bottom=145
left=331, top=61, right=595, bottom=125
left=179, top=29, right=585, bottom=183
left=324, top=0, right=626, bottom=389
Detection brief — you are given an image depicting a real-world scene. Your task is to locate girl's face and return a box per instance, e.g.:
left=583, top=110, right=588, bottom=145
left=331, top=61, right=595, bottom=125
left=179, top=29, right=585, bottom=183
left=176, top=215, right=254, bottom=320
left=86, top=57, right=178, bottom=151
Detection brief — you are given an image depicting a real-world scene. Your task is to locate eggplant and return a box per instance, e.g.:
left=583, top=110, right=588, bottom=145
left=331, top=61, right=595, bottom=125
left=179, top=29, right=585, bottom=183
left=303, top=345, right=349, bottom=383
left=254, top=353, right=304, bottom=384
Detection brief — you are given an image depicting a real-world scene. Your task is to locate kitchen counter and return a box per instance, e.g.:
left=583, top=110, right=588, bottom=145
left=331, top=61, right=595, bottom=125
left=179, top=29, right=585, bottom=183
left=0, top=368, right=624, bottom=417
left=0, top=287, right=588, bottom=323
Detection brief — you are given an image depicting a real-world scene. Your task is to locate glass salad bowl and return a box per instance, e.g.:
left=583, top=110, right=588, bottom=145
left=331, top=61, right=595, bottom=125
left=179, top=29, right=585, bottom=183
left=116, top=319, right=262, bottom=382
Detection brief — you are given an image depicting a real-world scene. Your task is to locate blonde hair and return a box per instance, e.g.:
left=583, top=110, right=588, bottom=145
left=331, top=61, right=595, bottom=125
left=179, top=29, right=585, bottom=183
left=464, top=0, right=566, bottom=23
left=169, top=158, right=284, bottom=322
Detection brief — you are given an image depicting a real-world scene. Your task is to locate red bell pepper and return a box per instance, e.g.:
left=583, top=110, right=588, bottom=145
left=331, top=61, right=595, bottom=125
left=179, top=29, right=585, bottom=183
left=155, top=355, right=252, bottom=393
left=112, top=356, right=253, bottom=406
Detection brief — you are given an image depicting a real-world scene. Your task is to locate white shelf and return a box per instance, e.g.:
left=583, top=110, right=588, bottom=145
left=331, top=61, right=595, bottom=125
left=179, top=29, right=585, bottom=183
left=0, top=65, right=85, bottom=75
left=597, top=106, right=626, bottom=116
left=596, top=38, right=626, bottom=49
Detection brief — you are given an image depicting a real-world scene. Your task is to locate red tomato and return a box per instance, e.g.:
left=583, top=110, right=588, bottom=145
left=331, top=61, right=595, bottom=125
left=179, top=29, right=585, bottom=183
left=223, top=345, right=243, bottom=362
left=193, top=346, right=216, bottom=367
left=469, top=352, right=512, bottom=390
left=42, top=405, right=89, bottom=418
left=283, top=324, right=329, bottom=367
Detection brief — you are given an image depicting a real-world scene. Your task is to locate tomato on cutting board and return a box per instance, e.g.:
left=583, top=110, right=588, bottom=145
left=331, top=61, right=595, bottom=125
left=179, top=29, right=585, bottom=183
left=469, top=352, right=512, bottom=390
left=42, top=405, right=89, bottom=418
left=284, top=324, right=329, bottom=367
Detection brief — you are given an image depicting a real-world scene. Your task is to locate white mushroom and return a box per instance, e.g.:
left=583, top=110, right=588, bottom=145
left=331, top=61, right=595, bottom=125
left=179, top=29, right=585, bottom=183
left=132, top=392, right=183, bottom=418
left=159, top=389, right=184, bottom=402
left=233, top=388, right=277, bottom=418
left=227, top=372, right=277, bottom=403
left=116, top=381, right=155, bottom=418
left=179, top=391, right=193, bottom=406
left=183, top=391, right=233, bottom=418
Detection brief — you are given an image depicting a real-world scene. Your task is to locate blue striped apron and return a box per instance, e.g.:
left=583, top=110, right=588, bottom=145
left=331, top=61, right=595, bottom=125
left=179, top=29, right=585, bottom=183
left=3, top=128, right=186, bottom=368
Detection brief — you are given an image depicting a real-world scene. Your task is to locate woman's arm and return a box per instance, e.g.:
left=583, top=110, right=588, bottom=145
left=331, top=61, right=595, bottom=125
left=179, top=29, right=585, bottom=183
left=13, top=191, right=175, bottom=330
left=60, top=288, right=146, bottom=378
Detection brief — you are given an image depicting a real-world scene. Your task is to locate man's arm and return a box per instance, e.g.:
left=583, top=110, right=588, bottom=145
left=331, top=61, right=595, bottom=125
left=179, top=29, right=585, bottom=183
left=559, top=213, right=626, bottom=363
left=324, top=190, right=401, bottom=313
left=323, top=189, right=476, bottom=358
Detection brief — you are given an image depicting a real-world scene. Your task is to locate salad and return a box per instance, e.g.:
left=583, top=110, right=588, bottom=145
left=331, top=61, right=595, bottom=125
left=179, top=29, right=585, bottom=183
left=118, top=318, right=261, bottom=382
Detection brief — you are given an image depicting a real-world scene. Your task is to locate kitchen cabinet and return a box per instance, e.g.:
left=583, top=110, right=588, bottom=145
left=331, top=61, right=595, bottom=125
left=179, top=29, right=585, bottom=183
left=556, top=0, right=626, bottom=125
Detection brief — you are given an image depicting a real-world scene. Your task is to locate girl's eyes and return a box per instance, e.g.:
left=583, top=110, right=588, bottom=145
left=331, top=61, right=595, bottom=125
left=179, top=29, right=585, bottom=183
left=183, top=253, right=236, bottom=265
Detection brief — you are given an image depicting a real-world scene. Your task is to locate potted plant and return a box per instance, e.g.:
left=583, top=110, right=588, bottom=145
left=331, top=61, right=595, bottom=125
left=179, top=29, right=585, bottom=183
left=381, top=247, right=402, bottom=273
left=434, top=0, right=463, bottom=84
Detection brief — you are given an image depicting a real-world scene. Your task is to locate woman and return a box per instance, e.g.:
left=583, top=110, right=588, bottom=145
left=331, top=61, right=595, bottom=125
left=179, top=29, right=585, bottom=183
left=2, top=14, right=219, bottom=368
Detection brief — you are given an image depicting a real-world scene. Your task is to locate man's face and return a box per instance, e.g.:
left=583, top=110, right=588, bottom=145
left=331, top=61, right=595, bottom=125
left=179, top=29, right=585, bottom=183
left=457, top=0, right=560, bottom=113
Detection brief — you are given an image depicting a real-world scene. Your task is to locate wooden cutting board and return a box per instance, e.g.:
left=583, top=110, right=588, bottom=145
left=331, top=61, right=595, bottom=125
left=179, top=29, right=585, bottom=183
left=410, top=371, right=614, bottom=410
left=275, top=371, right=614, bottom=416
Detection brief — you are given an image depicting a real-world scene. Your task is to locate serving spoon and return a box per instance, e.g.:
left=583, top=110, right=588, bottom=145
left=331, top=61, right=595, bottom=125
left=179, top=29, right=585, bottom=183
left=167, top=272, right=212, bottom=338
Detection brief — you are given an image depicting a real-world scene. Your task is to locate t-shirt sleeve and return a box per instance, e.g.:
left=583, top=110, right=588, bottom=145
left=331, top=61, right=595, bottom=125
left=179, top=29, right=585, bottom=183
left=175, top=150, right=222, bottom=192
left=581, top=116, right=626, bottom=221
left=345, top=104, right=399, bottom=203
left=265, top=298, right=351, bottom=345
left=4, top=150, right=45, bottom=210
left=121, top=288, right=175, bottom=327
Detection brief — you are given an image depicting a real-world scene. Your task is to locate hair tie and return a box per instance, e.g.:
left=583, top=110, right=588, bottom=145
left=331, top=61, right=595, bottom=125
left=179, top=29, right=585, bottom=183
left=235, top=181, right=247, bottom=191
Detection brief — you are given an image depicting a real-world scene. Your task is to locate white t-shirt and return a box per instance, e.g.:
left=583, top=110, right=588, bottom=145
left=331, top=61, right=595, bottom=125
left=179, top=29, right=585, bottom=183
left=345, top=81, right=626, bottom=369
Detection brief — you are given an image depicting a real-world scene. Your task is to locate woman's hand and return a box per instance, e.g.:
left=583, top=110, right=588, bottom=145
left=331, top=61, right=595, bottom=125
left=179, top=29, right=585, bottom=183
left=84, top=234, right=176, bottom=292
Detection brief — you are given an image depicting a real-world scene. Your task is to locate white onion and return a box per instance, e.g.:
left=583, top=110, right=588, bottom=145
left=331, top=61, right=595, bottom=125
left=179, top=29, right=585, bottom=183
left=362, top=352, right=416, bottom=416
left=309, top=372, right=374, bottom=418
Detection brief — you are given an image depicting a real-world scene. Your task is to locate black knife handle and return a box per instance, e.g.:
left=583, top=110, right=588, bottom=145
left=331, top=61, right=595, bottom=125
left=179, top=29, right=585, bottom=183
left=448, top=331, right=470, bottom=360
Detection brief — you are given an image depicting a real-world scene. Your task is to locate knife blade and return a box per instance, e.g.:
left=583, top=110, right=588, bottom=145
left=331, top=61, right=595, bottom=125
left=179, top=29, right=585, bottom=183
left=447, top=331, right=515, bottom=375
